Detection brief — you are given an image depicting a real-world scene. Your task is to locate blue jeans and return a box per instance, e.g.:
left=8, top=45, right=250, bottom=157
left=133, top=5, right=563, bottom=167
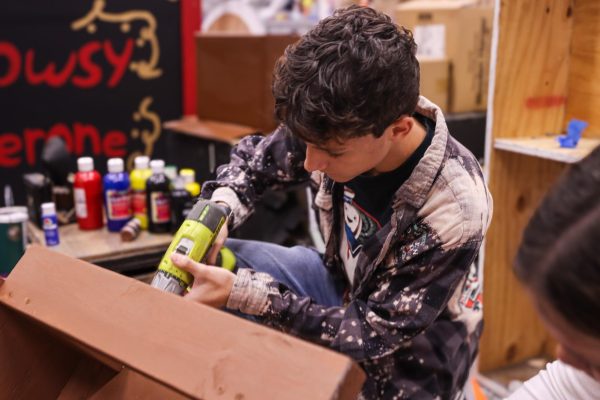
left=225, top=238, right=344, bottom=307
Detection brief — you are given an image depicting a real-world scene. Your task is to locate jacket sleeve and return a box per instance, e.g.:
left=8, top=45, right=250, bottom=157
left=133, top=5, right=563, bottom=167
left=201, top=125, right=309, bottom=228
left=226, top=222, right=480, bottom=363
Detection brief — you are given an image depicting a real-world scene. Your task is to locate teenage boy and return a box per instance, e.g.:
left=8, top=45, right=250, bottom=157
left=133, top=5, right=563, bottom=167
left=172, top=6, right=493, bottom=399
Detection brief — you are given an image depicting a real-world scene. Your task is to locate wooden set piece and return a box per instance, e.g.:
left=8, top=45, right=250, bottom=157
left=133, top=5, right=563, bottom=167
left=0, top=246, right=364, bottom=399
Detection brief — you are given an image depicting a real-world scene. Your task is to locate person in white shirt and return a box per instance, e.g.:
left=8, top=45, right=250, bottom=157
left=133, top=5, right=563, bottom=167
left=508, top=146, right=600, bottom=399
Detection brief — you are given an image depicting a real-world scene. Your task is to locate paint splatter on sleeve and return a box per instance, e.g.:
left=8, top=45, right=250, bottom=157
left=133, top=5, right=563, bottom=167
left=201, top=126, right=309, bottom=227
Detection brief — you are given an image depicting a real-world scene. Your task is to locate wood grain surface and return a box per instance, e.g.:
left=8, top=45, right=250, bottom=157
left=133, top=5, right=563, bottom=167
left=0, top=246, right=365, bottom=399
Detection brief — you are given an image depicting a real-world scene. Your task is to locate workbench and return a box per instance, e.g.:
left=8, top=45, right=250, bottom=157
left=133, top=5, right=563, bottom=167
left=27, top=222, right=172, bottom=277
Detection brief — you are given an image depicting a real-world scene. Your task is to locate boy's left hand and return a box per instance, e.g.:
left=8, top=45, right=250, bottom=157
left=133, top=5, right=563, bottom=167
left=170, top=253, right=235, bottom=308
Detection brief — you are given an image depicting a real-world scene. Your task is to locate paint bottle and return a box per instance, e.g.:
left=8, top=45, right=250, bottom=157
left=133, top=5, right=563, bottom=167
left=179, top=169, right=200, bottom=229
left=103, top=158, right=132, bottom=232
left=130, top=156, right=152, bottom=229
left=41, top=202, right=60, bottom=247
left=73, top=157, right=103, bottom=230
left=0, top=206, right=28, bottom=277
left=170, top=178, right=192, bottom=232
left=179, top=168, right=201, bottom=198
left=146, top=160, right=171, bottom=233
left=165, top=165, right=178, bottom=188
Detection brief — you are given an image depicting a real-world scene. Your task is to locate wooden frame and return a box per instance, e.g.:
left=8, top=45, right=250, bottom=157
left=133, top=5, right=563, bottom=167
left=480, top=0, right=600, bottom=371
left=0, top=246, right=365, bottom=399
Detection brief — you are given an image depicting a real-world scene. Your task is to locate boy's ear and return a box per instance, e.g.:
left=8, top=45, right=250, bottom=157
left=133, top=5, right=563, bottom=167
left=390, top=116, right=413, bottom=139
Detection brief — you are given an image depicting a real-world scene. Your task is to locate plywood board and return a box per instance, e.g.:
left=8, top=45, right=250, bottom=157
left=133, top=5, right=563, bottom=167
left=491, top=0, right=573, bottom=138
left=57, top=357, right=117, bottom=400
left=0, top=246, right=364, bottom=400
left=0, top=306, right=103, bottom=399
left=565, top=0, right=600, bottom=136
left=480, top=151, right=564, bottom=371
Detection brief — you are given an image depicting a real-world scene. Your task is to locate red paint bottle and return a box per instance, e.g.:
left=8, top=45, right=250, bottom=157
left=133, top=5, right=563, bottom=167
left=73, top=157, right=104, bottom=230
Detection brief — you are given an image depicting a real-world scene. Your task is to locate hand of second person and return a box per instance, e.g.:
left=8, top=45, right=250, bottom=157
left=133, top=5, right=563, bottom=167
left=170, top=253, right=235, bottom=308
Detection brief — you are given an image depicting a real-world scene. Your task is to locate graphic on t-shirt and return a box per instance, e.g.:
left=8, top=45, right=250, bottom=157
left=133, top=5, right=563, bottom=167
left=343, top=188, right=380, bottom=258
left=460, top=264, right=482, bottom=311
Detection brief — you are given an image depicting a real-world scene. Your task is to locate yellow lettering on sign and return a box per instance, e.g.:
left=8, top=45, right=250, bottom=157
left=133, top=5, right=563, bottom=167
left=128, top=97, right=161, bottom=169
left=72, top=0, right=162, bottom=79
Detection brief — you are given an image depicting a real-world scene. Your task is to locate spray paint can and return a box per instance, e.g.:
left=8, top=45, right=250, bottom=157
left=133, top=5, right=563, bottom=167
left=41, top=202, right=60, bottom=247
left=0, top=207, right=28, bottom=277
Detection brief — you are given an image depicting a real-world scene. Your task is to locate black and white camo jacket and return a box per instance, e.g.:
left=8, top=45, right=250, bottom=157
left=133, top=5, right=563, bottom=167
left=202, top=97, right=493, bottom=400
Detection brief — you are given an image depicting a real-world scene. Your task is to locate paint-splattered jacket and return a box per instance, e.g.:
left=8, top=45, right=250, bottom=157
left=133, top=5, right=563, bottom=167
left=203, top=97, right=493, bottom=399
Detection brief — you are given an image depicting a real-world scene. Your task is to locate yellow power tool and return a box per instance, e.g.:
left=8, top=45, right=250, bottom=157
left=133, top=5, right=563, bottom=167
left=151, top=199, right=235, bottom=295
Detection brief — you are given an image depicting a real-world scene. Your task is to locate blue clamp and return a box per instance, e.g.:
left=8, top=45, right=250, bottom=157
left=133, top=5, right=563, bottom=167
left=557, top=119, right=588, bottom=148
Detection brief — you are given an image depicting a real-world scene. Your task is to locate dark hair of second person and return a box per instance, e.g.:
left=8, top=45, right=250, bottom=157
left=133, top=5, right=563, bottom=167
left=514, top=145, right=600, bottom=380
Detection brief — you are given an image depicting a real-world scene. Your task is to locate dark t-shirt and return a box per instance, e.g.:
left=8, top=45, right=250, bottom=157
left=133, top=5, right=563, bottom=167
left=340, top=113, right=435, bottom=284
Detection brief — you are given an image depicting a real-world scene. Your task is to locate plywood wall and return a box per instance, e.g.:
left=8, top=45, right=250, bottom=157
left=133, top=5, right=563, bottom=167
left=565, top=0, right=600, bottom=135
left=490, top=0, right=574, bottom=140
left=481, top=152, right=564, bottom=370
left=480, top=0, right=577, bottom=371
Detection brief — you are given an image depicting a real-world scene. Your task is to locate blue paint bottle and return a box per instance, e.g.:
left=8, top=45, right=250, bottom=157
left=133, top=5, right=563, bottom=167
left=104, top=158, right=132, bottom=232
left=41, top=202, right=60, bottom=246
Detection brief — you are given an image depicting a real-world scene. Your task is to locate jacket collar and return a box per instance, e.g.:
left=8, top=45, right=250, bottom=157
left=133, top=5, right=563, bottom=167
left=392, top=96, right=448, bottom=210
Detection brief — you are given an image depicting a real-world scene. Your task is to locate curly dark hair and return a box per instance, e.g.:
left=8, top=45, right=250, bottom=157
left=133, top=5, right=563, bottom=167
left=272, top=5, right=419, bottom=144
left=515, top=145, right=600, bottom=337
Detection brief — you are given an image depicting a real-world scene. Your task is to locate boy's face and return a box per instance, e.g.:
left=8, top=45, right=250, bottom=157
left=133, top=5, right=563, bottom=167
left=303, top=130, right=393, bottom=183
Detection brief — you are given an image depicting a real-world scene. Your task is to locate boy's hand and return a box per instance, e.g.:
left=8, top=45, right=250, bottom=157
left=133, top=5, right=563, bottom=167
left=170, top=253, right=235, bottom=308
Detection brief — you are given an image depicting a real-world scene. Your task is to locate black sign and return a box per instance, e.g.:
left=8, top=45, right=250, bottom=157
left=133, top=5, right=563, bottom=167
left=0, top=0, right=183, bottom=204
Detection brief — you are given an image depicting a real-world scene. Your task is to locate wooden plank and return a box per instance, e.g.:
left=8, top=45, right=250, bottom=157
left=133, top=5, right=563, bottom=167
left=565, top=0, right=600, bottom=135
left=0, top=246, right=365, bottom=400
left=491, top=0, right=573, bottom=138
left=27, top=222, right=172, bottom=263
left=480, top=151, right=564, bottom=371
left=0, top=306, right=82, bottom=399
left=494, top=136, right=600, bottom=163
left=57, top=357, right=117, bottom=400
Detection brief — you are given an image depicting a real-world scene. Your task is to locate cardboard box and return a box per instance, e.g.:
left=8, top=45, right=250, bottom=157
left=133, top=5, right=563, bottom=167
left=0, top=246, right=365, bottom=399
left=196, top=34, right=299, bottom=133
left=396, top=0, right=493, bottom=112
left=419, top=57, right=450, bottom=110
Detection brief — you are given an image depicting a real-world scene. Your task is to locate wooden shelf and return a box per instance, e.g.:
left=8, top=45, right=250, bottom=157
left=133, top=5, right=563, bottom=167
left=494, top=137, right=600, bottom=163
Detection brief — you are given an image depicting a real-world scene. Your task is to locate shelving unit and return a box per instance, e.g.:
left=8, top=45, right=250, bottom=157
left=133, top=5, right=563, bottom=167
left=480, top=0, right=600, bottom=371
